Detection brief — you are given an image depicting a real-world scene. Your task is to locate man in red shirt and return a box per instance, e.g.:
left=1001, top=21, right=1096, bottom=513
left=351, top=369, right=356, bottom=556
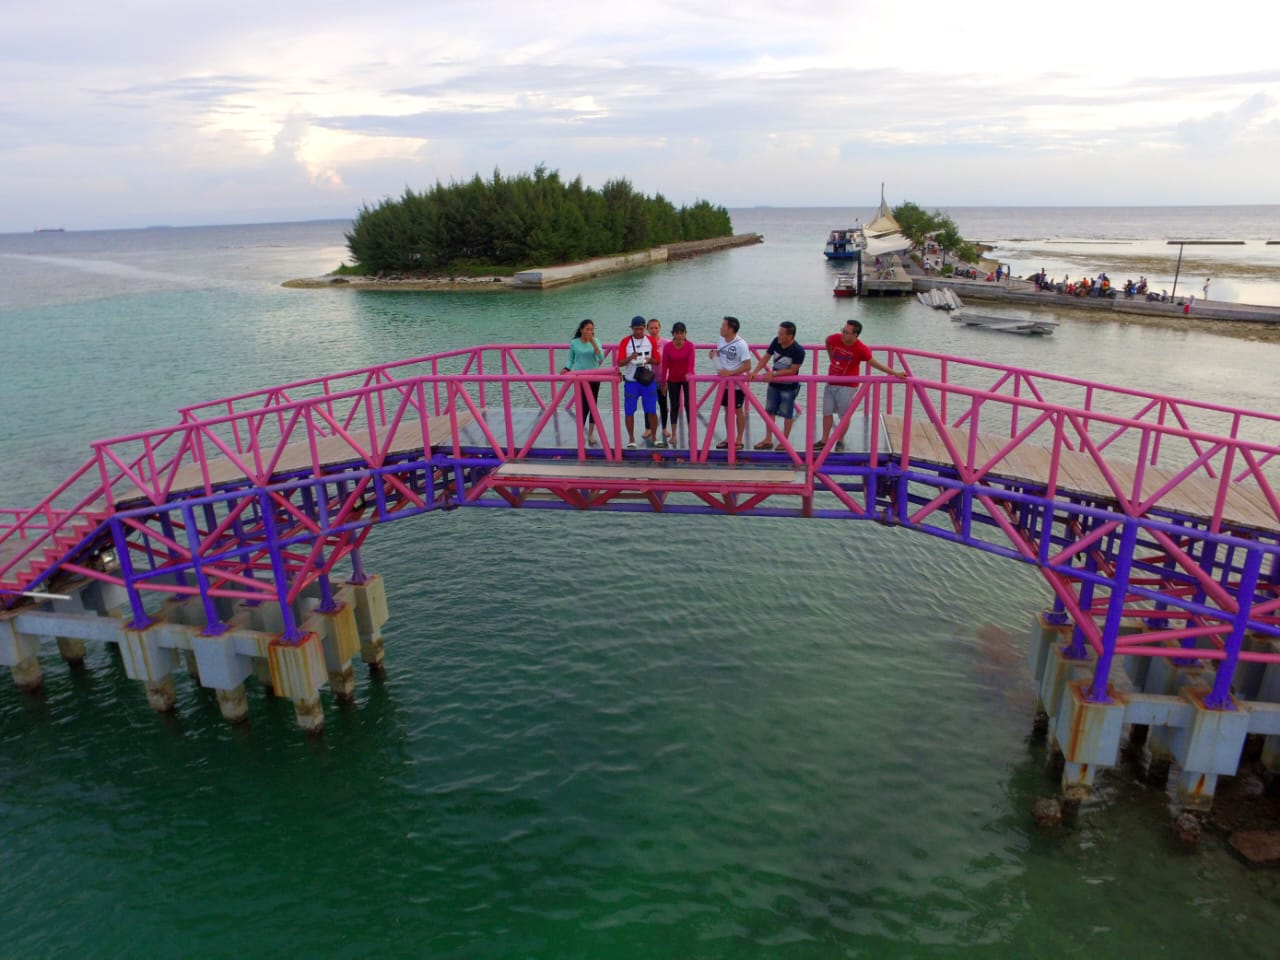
left=816, top=320, right=906, bottom=451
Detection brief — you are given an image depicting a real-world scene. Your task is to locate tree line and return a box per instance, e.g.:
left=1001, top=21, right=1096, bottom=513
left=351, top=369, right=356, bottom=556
left=891, top=202, right=978, bottom=268
left=344, top=165, right=734, bottom=275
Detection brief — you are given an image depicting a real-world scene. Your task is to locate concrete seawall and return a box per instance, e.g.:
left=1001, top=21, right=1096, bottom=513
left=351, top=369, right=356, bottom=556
left=511, top=234, right=763, bottom=289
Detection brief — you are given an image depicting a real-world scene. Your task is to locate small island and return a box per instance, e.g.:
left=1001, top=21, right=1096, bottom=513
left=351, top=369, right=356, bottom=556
left=284, top=165, right=760, bottom=291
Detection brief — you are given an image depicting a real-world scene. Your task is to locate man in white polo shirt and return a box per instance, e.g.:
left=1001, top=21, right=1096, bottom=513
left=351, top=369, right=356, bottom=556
left=708, top=315, right=751, bottom=449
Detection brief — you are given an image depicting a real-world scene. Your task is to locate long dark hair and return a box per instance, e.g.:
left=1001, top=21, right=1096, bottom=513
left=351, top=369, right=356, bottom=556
left=574, top=319, right=594, bottom=339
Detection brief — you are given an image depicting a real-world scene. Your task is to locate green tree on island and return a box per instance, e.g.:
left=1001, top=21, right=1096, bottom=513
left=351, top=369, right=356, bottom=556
left=891, top=202, right=977, bottom=268
left=345, top=165, right=734, bottom=275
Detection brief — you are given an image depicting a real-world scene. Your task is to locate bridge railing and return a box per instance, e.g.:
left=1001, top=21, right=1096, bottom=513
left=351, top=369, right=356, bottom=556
left=168, top=342, right=1280, bottom=473
left=0, top=458, right=111, bottom=589
left=8, top=340, right=1280, bottom=510
left=890, top=375, right=1280, bottom=528
left=71, top=344, right=1280, bottom=524
left=892, top=348, right=1280, bottom=475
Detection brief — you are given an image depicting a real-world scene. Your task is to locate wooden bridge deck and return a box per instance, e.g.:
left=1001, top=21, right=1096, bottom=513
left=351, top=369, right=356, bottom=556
left=493, top=459, right=807, bottom=486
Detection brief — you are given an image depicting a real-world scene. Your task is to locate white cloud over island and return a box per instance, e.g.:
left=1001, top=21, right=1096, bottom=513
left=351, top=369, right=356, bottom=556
left=2, top=0, right=1277, bottom=231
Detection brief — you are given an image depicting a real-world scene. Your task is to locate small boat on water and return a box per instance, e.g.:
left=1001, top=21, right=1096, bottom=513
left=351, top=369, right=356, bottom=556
left=833, top=273, right=858, bottom=297
left=951, top=310, right=1058, bottom=336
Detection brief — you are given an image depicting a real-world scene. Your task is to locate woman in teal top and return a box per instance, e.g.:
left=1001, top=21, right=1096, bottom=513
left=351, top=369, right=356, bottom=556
left=562, top=319, right=605, bottom=444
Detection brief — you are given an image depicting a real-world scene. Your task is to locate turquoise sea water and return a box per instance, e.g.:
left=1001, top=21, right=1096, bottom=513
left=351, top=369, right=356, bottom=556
left=2, top=208, right=1280, bottom=958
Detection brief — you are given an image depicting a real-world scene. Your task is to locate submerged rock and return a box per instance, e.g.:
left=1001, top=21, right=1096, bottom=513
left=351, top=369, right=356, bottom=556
left=1172, top=812, right=1203, bottom=846
left=1032, top=797, right=1062, bottom=828
left=1229, top=830, right=1280, bottom=866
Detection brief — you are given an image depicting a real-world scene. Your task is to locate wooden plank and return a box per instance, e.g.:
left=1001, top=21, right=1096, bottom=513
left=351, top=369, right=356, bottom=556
left=494, top=460, right=806, bottom=485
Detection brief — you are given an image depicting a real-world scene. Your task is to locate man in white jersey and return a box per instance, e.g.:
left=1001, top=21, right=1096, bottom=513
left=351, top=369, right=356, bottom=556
left=708, top=315, right=751, bottom=449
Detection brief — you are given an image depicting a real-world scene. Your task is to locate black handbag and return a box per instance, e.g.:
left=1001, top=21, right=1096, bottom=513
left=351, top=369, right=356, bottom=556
left=634, top=364, right=654, bottom=386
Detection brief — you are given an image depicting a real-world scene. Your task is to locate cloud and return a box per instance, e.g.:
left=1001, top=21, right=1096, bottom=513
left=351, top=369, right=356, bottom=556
left=3, top=2, right=1280, bottom=230
left=1175, top=91, right=1279, bottom=149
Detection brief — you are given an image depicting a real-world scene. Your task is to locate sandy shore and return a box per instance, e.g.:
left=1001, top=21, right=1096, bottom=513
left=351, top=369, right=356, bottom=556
left=1065, top=309, right=1280, bottom=344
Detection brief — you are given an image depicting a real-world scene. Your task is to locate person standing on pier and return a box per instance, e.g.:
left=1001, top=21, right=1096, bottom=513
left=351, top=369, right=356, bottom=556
left=709, top=316, right=751, bottom=449
left=1203, top=277, right=1212, bottom=300
left=749, top=321, right=806, bottom=450
left=617, top=315, right=661, bottom=448
left=647, top=318, right=672, bottom=445
left=562, top=319, right=605, bottom=444
left=815, top=320, right=907, bottom=452
left=663, top=322, right=694, bottom=443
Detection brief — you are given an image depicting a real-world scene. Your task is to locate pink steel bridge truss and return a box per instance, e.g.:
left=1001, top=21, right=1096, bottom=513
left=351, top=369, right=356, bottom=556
left=2, top=343, right=1278, bottom=710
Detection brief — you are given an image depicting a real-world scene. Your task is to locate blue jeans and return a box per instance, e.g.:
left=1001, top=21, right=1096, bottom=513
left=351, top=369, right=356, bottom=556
left=766, top=384, right=799, bottom=420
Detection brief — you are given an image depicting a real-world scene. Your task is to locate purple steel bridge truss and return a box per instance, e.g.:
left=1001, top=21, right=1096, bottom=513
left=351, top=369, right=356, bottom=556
left=3, top=342, right=1279, bottom=713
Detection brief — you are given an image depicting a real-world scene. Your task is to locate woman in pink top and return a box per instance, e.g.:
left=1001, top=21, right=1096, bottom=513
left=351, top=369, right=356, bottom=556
left=662, top=321, right=695, bottom=442
left=646, top=318, right=673, bottom=444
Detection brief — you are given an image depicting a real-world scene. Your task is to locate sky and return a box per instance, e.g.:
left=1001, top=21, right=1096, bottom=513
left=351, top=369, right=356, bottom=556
left=3, top=0, right=1279, bottom=231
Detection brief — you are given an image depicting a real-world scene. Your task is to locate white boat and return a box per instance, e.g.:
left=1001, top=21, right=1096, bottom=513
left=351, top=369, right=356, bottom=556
left=824, top=228, right=866, bottom=260
left=951, top=310, right=1057, bottom=336
left=833, top=273, right=858, bottom=297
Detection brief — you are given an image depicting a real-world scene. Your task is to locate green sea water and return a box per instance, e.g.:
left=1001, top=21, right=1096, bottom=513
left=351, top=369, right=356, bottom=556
left=3, top=209, right=1280, bottom=958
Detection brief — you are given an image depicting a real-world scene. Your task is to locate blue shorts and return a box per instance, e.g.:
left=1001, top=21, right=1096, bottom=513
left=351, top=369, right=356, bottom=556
left=765, top=383, right=799, bottom=419
left=624, top=379, right=658, bottom=415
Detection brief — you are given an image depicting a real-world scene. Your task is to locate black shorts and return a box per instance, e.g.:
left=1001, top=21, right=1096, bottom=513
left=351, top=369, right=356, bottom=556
left=719, top=386, right=745, bottom=409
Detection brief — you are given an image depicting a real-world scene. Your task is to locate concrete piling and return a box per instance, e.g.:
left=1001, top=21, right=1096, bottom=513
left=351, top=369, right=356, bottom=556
left=2, top=571, right=391, bottom=733
left=57, top=636, right=87, bottom=666
left=216, top=685, right=249, bottom=724
left=1028, top=610, right=1280, bottom=821
left=145, top=676, right=177, bottom=712
left=348, top=576, right=388, bottom=671
left=1, top=612, right=44, bottom=690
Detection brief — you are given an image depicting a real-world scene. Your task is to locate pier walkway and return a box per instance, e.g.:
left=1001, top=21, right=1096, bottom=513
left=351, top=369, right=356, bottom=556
left=4, top=342, right=1280, bottom=811
left=913, top=274, right=1280, bottom=326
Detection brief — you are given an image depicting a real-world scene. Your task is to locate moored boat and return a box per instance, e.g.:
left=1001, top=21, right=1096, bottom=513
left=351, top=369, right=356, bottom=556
left=824, top=228, right=865, bottom=261
left=833, top=273, right=857, bottom=297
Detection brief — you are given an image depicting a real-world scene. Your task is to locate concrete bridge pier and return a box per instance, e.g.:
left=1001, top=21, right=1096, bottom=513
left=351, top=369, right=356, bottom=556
left=1054, top=680, right=1126, bottom=801
left=188, top=628, right=255, bottom=725
left=1167, top=687, right=1250, bottom=812
left=1137, top=656, right=1210, bottom=784
left=267, top=633, right=327, bottom=734
left=304, top=600, right=360, bottom=703
left=238, top=600, right=283, bottom=694
left=0, top=613, right=44, bottom=691
left=348, top=575, right=389, bottom=672
left=1252, top=640, right=1280, bottom=772
left=119, top=623, right=182, bottom=712
left=49, top=583, right=134, bottom=667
